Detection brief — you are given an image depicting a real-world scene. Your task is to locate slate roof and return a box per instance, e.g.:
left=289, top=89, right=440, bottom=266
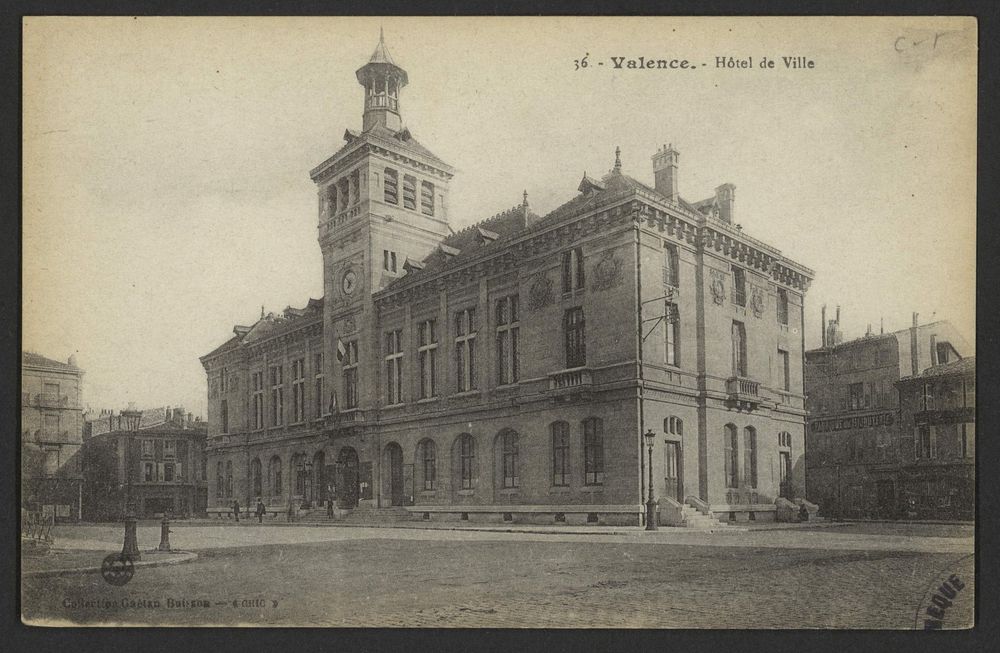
left=22, top=351, right=78, bottom=371
left=910, top=356, right=975, bottom=380
left=201, top=298, right=324, bottom=362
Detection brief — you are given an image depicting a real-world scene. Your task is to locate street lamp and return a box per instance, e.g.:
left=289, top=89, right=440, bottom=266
left=121, top=404, right=142, bottom=559
left=644, top=429, right=658, bottom=531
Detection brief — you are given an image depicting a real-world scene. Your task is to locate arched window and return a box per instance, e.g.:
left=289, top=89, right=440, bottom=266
left=225, top=460, right=233, bottom=498
left=724, top=424, right=739, bottom=489
left=457, top=434, right=475, bottom=490
left=216, top=461, right=224, bottom=498
left=583, top=417, right=604, bottom=485
left=251, top=458, right=262, bottom=498
left=551, top=422, right=570, bottom=487
left=500, top=430, right=519, bottom=488
left=419, top=439, right=437, bottom=491
left=269, top=455, right=282, bottom=496
left=744, top=427, right=757, bottom=488
left=665, top=416, right=684, bottom=436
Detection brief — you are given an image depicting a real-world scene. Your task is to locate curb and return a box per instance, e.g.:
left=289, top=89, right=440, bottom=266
left=24, top=550, right=199, bottom=578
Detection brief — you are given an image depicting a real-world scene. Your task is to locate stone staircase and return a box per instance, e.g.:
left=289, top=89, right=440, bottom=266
left=297, top=506, right=415, bottom=525
left=677, top=503, right=740, bottom=530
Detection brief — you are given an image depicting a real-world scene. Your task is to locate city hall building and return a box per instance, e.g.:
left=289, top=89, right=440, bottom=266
left=200, top=35, right=815, bottom=526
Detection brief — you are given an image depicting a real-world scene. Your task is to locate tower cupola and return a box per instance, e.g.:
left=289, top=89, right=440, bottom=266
left=355, top=29, right=408, bottom=132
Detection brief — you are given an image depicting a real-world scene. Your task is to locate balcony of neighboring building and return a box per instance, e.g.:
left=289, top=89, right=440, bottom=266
left=546, top=367, right=594, bottom=398
left=26, top=392, right=73, bottom=409
left=725, top=375, right=762, bottom=411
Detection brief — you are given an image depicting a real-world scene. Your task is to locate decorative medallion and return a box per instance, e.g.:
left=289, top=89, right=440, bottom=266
left=709, top=270, right=726, bottom=305
left=341, top=317, right=357, bottom=335
left=750, top=286, right=765, bottom=318
left=591, top=252, right=624, bottom=291
left=528, top=273, right=554, bottom=310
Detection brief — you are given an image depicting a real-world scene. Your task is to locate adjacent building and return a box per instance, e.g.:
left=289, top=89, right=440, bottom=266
left=896, top=357, right=975, bottom=520
left=804, top=311, right=971, bottom=518
left=201, top=34, right=815, bottom=526
left=81, top=406, right=208, bottom=520
left=21, top=351, right=85, bottom=521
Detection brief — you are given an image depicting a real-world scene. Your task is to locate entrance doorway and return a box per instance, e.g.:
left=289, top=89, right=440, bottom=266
left=664, top=440, right=683, bottom=502
left=337, top=447, right=359, bottom=509
left=875, top=480, right=895, bottom=518
left=779, top=451, right=792, bottom=498
left=313, top=451, right=326, bottom=506
left=385, top=442, right=404, bottom=506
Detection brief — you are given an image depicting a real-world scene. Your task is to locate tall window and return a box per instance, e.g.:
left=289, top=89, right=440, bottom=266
left=777, top=288, right=789, bottom=325
left=291, top=358, right=305, bottom=423
left=220, top=399, right=229, bottom=434
left=384, top=329, right=404, bottom=405
left=731, top=266, right=746, bottom=306
left=350, top=168, right=360, bottom=205
left=252, top=371, right=264, bottom=430
left=384, top=167, right=398, bottom=204
left=922, top=383, right=935, bottom=411
left=313, top=352, right=324, bottom=419
left=731, top=321, right=747, bottom=377
left=663, top=242, right=679, bottom=287
left=849, top=382, right=864, bottom=411
left=225, top=461, right=233, bottom=498
left=496, top=295, right=520, bottom=385
left=562, top=247, right=585, bottom=293
left=251, top=458, right=262, bottom=498
left=665, top=302, right=680, bottom=366
left=583, top=417, right=605, bottom=485
left=724, top=424, right=739, bottom=488
left=963, top=378, right=975, bottom=407
left=402, top=174, right=417, bottom=210
left=778, top=349, right=790, bottom=391
left=459, top=434, right=475, bottom=490
left=269, top=455, right=283, bottom=496
left=501, top=431, right=519, bottom=488
left=216, top=462, right=224, bottom=497
left=417, top=320, right=438, bottom=399
left=744, top=427, right=758, bottom=488
left=269, top=365, right=284, bottom=427
left=565, top=307, right=586, bottom=368
left=917, top=426, right=936, bottom=459
left=420, top=439, right=437, bottom=490
left=455, top=308, right=477, bottom=392
left=145, top=462, right=154, bottom=482
left=960, top=423, right=974, bottom=458
left=551, top=422, right=570, bottom=487
left=343, top=340, right=359, bottom=409
left=337, top=177, right=350, bottom=211
left=420, top=181, right=435, bottom=216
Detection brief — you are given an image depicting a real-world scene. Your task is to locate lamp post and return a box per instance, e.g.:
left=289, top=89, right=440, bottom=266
left=644, top=429, right=658, bottom=531
left=121, top=405, right=142, bottom=559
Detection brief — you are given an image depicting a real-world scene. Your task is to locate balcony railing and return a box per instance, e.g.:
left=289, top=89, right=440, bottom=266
left=726, top=376, right=761, bottom=411
left=328, top=409, right=365, bottom=435
left=366, top=93, right=399, bottom=112
left=547, top=367, right=593, bottom=392
left=35, top=393, right=70, bottom=408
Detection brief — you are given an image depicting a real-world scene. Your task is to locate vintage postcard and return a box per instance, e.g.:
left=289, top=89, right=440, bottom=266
left=21, top=16, right=975, bottom=628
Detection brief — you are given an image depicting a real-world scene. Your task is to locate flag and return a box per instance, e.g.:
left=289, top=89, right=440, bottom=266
left=336, top=338, right=347, bottom=363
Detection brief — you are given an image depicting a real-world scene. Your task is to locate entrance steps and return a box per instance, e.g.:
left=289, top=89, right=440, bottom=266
left=677, top=503, right=738, bottom=530
left=297, top=506, right=415, bottom=525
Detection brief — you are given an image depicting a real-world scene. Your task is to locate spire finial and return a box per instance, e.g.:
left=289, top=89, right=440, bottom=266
left=379, top=25, right=385, bottom=44
left=614, top=146, right=622, bottom=173
left=261, top=305, right=265, bottom=319
left=522, top=189, right=529, bottom=207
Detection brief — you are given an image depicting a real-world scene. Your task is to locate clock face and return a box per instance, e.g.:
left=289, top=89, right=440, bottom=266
left=341, top=269, right=358, bottom=296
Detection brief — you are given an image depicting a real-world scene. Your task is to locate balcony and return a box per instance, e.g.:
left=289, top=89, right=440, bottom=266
left=547, top=367, right=593, bottom=399
left=726, top=376, right=761, bottom=411
left=327, top=409, right=365, bottom=437
left=35, top=393, right=70, bottom=408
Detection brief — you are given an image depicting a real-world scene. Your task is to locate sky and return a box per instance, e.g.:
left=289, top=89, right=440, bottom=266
left=22, top=16, right=977, bottom=418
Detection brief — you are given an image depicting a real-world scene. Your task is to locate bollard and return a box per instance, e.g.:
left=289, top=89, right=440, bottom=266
left=122, top=513, right=142, bottom=560
left=158, top=515, right=172, bottom=551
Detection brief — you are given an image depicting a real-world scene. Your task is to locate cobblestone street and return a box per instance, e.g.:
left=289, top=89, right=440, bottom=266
left=22, top=523, right=974, bottom=628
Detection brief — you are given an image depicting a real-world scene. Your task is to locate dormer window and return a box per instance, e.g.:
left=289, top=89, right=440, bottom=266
left=478, top=227, right=499, bottom=246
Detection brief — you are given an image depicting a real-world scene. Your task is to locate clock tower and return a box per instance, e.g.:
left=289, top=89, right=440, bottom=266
left=311, top=31, right=454, bottom=412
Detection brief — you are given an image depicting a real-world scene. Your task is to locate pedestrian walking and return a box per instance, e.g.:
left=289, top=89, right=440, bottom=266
left=232, top=499, right=240, bottom=522
left=256, top=498, right=266, bottom=524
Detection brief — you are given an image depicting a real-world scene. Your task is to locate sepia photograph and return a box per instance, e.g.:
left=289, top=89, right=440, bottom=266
left=20, top=15, right=976, bottom=629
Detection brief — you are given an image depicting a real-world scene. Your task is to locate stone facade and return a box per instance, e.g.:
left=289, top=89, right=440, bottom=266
left=21, top=351, right=84, bottom=521
left=201, top=35, right=814, bottom=525
left=804, top=313, right=971, bottom=519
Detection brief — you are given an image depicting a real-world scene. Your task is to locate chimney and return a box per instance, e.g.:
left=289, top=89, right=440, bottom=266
left=909, top=313, right=920, bottom=376
left=187, top=412, right=194, bottom=428
left=929, top=334, right=939, bottom=366
left=714, top=183, right=736, bottom=224
left=652, top=143, right=680, bottom=202
left=821, top=305, right=827, bottom=348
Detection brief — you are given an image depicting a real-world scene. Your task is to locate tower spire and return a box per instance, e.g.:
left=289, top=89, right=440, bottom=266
left=356, top=30, right=408, bottom=131
left=613, top=146, right=622, bottom=173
